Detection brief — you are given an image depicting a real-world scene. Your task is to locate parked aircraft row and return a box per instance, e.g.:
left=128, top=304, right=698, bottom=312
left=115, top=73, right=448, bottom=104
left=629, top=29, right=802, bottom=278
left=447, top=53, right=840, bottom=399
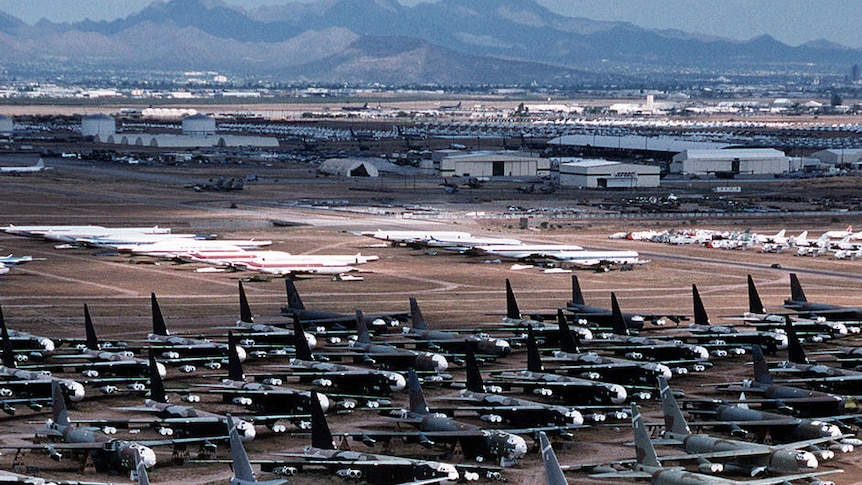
left=0, top=273, right=860, bottom=483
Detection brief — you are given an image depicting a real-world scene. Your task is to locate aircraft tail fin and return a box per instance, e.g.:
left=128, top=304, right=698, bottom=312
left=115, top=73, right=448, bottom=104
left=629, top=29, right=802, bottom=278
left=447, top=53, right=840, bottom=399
left=227, top=413, right=256, bottom=483
left=35, top=159, right=44, bottom=169
left=407, top=368, right=429, bottom=415
left=151, top=293, right=168, bottom=336
left=784, top=316, right=808, bottom=364
left=238, top=281, right=253, bottom=324
left=526, top=326, right=544, bottom=372
left=658, top=376, right=690, bottom=436
left=539, top=431, right=569, bottom=485
left=505, top=279, right=521, bottom=319
left=310, top=390, right=335, bottom=450
left=292, top=315, right=313, bottom=361
left=148, top=350, right=167, bottom=403
left=51, top=381, right=71, bottom=427
left=752, top=344, right=773, bottom=385
left=610, top=293, right=630, bottom=336
left=410, top=297, right=426, bottom=330
left=692, top=284, right=709, bottom=326
left=464, top=346, right=484, bottom=392
left=789, top=273, right=807, bottom=303
left=0, top=308, right=16, bottom=369
left=284, top=279, right=305, bottom=310
left=84, top=304, right=99, bottom=351
left=556, top=309, right=579, bottom=354
left=570, top=275, right=585, bottom=306
left=227, top=332, right=245, bottom=382
left=355, top=310, right=371, bottom=345
left=631, top=403, right=661, bottom=469
left=134, top=449, right=151, bottom=485
left=747, top=275, right=765, bottom=314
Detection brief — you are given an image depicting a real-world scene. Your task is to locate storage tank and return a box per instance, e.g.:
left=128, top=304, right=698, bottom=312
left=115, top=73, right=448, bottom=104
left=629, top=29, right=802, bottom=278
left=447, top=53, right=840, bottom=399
left=182, top=114, right=216, bottom=135
left=81, top=114, right=116, bottom=137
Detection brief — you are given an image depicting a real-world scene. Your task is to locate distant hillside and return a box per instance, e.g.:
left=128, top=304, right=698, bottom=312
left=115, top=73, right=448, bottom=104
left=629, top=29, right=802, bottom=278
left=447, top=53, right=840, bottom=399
left=0, top=0, right=858, bottom=85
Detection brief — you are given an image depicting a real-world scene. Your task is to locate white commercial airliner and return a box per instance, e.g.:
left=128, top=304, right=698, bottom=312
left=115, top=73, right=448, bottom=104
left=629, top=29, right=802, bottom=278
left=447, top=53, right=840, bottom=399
left=0, top=159, right=47, bottom=173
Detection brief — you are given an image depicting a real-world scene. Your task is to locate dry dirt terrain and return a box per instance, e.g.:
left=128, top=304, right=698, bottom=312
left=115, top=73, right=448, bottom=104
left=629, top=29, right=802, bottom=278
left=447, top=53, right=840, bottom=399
left=0, top=158, right=861, bottom=485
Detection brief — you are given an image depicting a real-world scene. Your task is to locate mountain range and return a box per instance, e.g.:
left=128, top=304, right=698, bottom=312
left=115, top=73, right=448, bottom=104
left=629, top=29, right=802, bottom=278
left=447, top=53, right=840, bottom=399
left=0, top=0, right=859, bottom=86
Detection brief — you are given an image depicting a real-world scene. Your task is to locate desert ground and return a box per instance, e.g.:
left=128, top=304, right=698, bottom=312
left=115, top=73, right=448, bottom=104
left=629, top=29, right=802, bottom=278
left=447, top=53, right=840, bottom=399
left=0, top=154, right=861, bottom=485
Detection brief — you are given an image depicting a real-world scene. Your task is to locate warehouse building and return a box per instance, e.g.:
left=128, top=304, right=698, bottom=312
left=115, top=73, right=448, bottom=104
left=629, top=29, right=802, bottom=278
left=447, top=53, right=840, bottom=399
left=670, top=148, right=791, bottom=176
left=559, top=159, right=660, bottom=188
left=81, top=114, right=116, bottom=137
left=89, top=113, right=277, bottom=148
left=437, top=151, right=550, bottom=178
left=811, top=148, right=862, bottom=168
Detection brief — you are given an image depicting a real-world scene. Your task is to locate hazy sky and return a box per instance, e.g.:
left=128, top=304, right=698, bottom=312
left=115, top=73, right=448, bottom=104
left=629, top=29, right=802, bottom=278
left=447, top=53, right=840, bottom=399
left=1, top=0, right=859, bottom=48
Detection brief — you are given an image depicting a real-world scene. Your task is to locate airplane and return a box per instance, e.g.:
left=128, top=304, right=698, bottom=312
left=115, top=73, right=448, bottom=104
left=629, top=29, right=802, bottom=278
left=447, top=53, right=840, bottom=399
left=495, top=279, right=594, bottom=344
left=380, top=369, right=528, bottom=467
left=684, top=284, right=787, bottom=353
left=432, top=346, right=586, bottom=427
left=146, top=292, right=246, bottom=369
left=754, top=229, right=788, bottom=245
left=226, top=414, right=289, bottom=485
left=280, top=279, right=408, bottom=330
left=0, top=305, right=55, bottom=360
left=0, top=254, right=45, bottom=266
left=545, top=309, right=676, bottom=383
left=115, top=238, right=272, bottom=257
left=0, top=159, right=47, bottom=173
left=45, top=304, right=166, bottom=380
left=566, top=275, right=687, bottom=329
left=739, top=275, right=851, bottom=340
left=539, top=431, right=568, bottom=485
left=784, top=273, right=862, bottom=321
left=233, top=281, right=319, bottom=352
left=259, top=314, right=406, bottom=399
left=489, top=327, right=629, bottom=406
left=656, top=376, right=827, bottom=476
left=586, top=402, right=841, bottom=485
left=0, top=263, right=7, bottom=275
left=714, top=344, right=848, bottom=417
left=400, top=297, right=510, bottom=357
left=340, top=310, right=449, bottom=373
left=0, top=316, right=85, bottom=403
left=196, top=332, right=338, bottom=429
left=360, top=230, right=474, bottom=248
left=96, top=352, right=260, bottom=441
left=583, top=293, right=710, bottom=363
left=258, top=390, right=467, bottom=484
left=471, top=244, right=589, bottom=261
left=14, top=381, right=157, bottom=473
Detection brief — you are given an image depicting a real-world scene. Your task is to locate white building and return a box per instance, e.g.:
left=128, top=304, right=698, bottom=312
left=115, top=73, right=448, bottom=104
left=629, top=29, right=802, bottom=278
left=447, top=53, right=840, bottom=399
left=437, top=151, right=550, bottom=178
left=182, top=114, right=217, bottom=135
left=670, top=148, right=790, bottom=176
left=559, top=159, right=660, bottom=188
left=81, top=114, right=116, bottom=137
left=95, top=134, right=278, bottom=148
left=811, top=148, right=862, bottom=168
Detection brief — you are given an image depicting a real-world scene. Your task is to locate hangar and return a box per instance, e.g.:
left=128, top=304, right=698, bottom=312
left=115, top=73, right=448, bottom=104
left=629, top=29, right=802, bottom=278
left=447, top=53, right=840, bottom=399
left=670, top=148, right=791, bottom=177
left=559, top=159, right=660, bottom=188
left=811, top=148, right=862, bottom=168
left=436, top=151, right=550, bottom=178
left=318, top=158, right=380, bottom=177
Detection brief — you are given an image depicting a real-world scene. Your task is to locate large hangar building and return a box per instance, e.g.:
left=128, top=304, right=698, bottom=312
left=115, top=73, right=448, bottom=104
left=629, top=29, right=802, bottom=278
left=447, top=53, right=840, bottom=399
left=436, top=151, right=550, bottom=178
left=559, top=159, right=660, bottom=188
left=670, top=148, right=791, bottom=176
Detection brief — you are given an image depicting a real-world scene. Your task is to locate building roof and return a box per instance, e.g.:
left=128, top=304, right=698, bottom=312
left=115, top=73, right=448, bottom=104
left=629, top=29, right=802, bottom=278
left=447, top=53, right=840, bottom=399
left=560, top=159, right=620, bottom=168
left=679, top=148, right=786, bottom=160
left=548, top=134, right=728, bottom=153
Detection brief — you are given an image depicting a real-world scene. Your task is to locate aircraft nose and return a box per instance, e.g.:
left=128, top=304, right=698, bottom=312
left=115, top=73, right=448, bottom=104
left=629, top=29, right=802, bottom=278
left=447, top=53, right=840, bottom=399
left=156, top=362, right=167, bottom=379
left=694, top=345, right=709, bottom=360
left=237, top=420, right=256, bottom=442
left=234, top=345, right=247, bottom=362
left=139, top=446, right=157, bottom=468
left=656, top=364, right=673, bottom=380
left=796, top=451, right=818, bottom=470
left=609, top=384, right=627, bottom=404
left=389, top=373, right=407, bottom=392
left=316, top=393, right=331, bottom=412
left=432, top=354, right=448, bottom=372
left=495, top=340, right=511, bottom=356
left=304, top=332, right=318, bottom=349
left=511, top=435, right=528, bottom=457
left=565, top=409, right=584, bottom=426
left=68, top=382, right=86, bottom=402
left=40, top=338, right=55, bottom=353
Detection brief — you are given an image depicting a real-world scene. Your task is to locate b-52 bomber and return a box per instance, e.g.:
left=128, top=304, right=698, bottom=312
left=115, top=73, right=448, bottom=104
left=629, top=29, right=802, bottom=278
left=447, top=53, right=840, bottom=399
left=257, top=389, right=472, bottom=484
left=281, top=279, right=407, bottom=331
left=400, top=297, right=510, bottom=357
left=0, top=305, right=54, bottom=361
left=233, top=281, right=319, bottom=353
left=784, top=273, right=862, bottom=321
left=487, top=327, right=629, bottom=406
left=338, top=310, right=448, bottom=373
left=714, top=344, right=848, bottom=417
left=259, top=315, right=406, bottom=400
left=431, top=346, right=587, bottom=427
left=565, top=275, right=687, bottom=330
left=585, top=403, right=842, bottom=485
